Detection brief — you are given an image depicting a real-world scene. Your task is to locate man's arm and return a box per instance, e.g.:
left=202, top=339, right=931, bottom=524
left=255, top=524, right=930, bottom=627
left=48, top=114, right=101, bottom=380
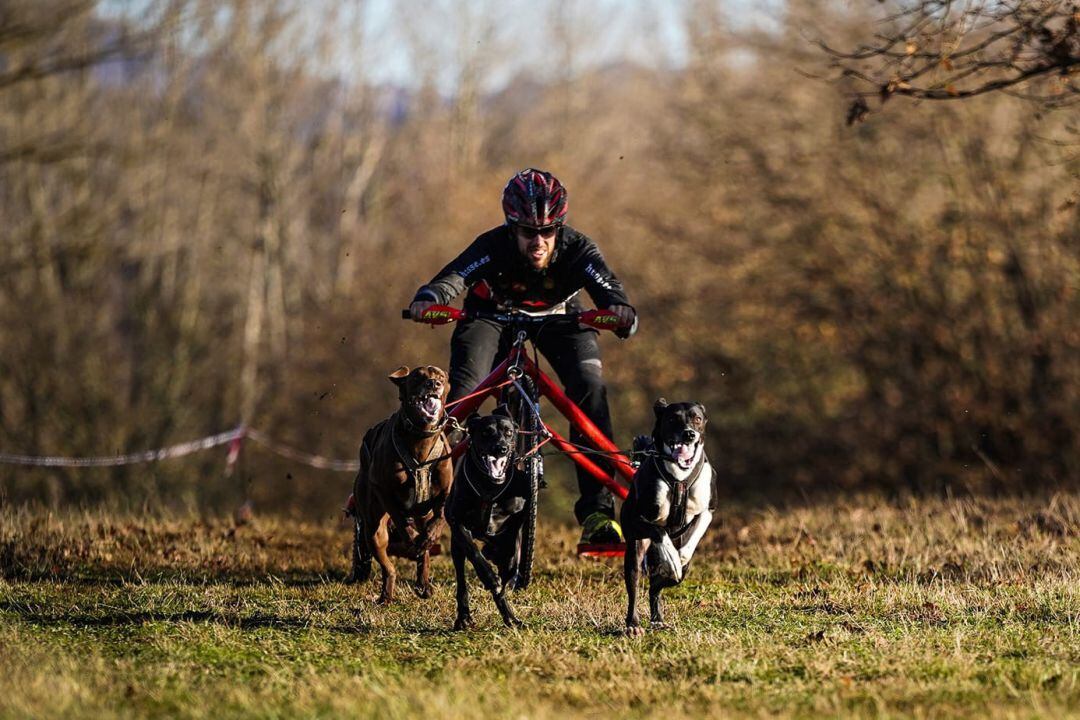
left=411, top=233, right=497, bottom=312
left=565, top=239, right=630, bottom=334
left=569, top=239, right=636, bottom=335
left=571, top=241, right=631, bottom=309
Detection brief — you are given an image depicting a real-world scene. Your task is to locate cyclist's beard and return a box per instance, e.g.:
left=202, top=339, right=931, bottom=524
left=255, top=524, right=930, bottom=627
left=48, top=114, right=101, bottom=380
left=525, top=247, right=551, bottom=269
left=518, top=240, right=556, bottom=271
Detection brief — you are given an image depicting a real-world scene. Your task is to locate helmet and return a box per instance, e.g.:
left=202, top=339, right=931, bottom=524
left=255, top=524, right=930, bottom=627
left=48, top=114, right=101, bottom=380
left=501, top=168, right=568, bottom=228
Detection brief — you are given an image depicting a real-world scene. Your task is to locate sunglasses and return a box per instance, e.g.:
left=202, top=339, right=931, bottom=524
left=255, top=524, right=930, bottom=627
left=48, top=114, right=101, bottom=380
left=516, top=224, right=558, bottom=239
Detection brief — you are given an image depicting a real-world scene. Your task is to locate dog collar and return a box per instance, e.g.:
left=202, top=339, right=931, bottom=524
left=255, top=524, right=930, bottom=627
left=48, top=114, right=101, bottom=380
left=390, top=418, right=451, bottom=469
left=399, top=412, right=447, bottom=438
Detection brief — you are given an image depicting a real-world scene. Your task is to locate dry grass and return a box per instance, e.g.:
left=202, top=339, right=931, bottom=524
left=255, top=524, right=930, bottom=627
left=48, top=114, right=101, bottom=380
left=1, top=493, right=1078, bottom=719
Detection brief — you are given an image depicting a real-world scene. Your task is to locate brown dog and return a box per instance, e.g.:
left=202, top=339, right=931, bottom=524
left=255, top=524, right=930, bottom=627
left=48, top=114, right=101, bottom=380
left=348, top=366, right=453, bottom=603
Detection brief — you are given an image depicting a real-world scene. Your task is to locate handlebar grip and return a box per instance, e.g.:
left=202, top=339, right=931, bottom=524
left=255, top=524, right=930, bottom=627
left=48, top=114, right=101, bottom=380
left=404, top=304, right=465, bottom=325
left=577, top=309, right=623, bottom=332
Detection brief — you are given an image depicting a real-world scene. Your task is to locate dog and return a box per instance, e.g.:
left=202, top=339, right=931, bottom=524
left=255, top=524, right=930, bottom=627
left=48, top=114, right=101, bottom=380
left=444, top=409, right=528, bottom=630
left=348, top=365, right=453, bottom=604
left=621, top=398, right=716, bottom=636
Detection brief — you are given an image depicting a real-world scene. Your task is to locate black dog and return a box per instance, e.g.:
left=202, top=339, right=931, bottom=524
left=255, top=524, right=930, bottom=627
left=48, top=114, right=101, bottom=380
left=445, top=410, right=528, bottom=630
left=622, top=399, right=716, bottom=636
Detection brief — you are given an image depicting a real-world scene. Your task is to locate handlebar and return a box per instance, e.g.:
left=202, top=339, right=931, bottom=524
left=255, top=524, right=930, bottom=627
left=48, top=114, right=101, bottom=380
left=401, top=304, right=627, bottom=333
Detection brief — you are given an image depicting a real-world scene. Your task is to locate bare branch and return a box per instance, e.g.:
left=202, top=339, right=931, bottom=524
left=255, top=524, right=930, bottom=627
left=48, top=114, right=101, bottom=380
left=821, top=0, right=1080, bottom=118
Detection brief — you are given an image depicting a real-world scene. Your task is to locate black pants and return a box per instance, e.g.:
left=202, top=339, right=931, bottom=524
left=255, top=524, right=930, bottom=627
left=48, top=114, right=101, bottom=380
left=448, top=317, right=615, bottom=524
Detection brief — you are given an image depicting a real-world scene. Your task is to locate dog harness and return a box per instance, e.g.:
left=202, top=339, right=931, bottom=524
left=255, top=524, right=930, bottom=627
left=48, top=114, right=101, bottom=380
left=383, top=412, right=452, bottom=505
left=458, top=449, right=518, bottom=536
left=649, top=453, right=709, bottom=540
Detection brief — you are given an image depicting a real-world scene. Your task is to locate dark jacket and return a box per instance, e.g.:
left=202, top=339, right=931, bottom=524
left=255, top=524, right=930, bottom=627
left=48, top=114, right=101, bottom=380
left=412, top=224, right=631, bottom=312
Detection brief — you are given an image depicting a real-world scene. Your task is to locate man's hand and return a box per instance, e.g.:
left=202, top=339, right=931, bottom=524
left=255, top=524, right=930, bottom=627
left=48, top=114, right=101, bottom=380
left=608, top=304, right=635, bottom=327
left=608, top=304, right=638, bottom=339
left=409, top=300, right=436, bottom=321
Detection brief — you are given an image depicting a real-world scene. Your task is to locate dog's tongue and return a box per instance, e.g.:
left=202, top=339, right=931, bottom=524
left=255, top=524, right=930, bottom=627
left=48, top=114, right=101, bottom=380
left=673, top=443, right=695, bottom=464
left=420, top=396, right=442, bottom=418
left=484, top=455, right=509, bottom=479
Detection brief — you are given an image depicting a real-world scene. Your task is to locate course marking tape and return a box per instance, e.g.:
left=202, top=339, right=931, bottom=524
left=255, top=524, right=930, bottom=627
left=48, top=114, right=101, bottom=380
left=246, top=429, right=359, bottom=472
left=0, top=427, right=359, bottom=472
left=0, top=428, right=245, bottom=468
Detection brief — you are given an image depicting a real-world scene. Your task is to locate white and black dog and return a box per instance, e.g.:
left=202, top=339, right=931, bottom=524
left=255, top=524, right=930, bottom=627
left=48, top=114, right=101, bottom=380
left=621, top=399, right=716, bottom=636
left=444, top=409, right=528, bottom=630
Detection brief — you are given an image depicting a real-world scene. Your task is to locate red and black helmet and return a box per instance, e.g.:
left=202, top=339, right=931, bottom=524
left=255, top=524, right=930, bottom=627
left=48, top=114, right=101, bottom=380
left=501, top=168, right=568, bottom=228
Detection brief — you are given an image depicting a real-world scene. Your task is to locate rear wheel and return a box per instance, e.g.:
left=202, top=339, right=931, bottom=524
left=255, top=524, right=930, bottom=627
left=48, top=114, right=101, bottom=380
left=502, top=375, right=541, bottom=590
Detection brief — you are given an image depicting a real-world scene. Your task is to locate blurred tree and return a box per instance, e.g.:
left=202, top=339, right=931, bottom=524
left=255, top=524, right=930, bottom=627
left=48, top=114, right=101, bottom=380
left=1, top=0, right=1076, bottom=516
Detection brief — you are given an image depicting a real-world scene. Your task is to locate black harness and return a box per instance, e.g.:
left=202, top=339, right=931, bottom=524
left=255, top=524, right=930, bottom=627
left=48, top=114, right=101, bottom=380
left=458, top=447, right=517, bottom=535
left=649, top=449, right=708, bottom=541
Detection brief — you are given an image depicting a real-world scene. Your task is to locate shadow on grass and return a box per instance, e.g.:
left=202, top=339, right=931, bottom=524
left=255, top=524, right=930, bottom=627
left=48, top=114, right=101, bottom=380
left=0, top=599, right=522, bottom=637
left=0, top=600, right=371, bottom=634
left=1, top=568, right=353, bottom=586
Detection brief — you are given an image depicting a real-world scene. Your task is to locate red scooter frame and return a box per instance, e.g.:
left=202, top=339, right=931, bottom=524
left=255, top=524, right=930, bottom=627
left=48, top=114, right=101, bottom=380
left=444, top=348, right=634, bottom=498
left=409, top=304, right=635, bottom=557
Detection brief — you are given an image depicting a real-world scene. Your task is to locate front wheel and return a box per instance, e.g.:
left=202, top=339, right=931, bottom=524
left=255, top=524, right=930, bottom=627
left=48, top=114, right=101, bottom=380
left=502, top=375, right=541, bottom=590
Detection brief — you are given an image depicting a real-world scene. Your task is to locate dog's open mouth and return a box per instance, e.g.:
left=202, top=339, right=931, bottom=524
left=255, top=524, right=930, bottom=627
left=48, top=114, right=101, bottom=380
left=413, top=394, right=443, bottom=423
left=481, top=454, right=510, bottom=479
left=666, top=441, right=699, bottom=470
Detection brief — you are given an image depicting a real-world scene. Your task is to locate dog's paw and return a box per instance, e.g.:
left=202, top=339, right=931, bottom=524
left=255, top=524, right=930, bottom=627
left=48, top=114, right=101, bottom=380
left=650, top=621, right=674, bottom=632
left=453, top=615, right=475, bottom=631
left=502, top=613, right=524, bottom=629
left=375, top=593, right=394, bottom=606
left=413, top=582, right=434, bottom=599
left=625, top=624, right=646, bottom=638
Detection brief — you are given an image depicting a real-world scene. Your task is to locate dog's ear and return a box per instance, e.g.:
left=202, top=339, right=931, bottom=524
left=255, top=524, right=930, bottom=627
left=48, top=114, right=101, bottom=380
left=651, top=398, right=668, bottom=440
left=466, top=413, right=483, bottom=436
left=388, top=366, right=410, bottom=402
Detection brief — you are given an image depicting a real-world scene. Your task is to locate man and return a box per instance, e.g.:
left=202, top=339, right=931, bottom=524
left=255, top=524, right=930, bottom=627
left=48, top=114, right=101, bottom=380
left=408, top=168, right=636, bottom=544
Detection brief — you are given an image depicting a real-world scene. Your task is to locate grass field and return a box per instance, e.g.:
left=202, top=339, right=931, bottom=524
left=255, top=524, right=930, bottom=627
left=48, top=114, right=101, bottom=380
left=1, top=493, right=1078, bottom=719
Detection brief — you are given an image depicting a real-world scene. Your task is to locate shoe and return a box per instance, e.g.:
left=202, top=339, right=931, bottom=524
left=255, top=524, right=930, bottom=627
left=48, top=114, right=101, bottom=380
left=580, top=512, right=624, bottom=544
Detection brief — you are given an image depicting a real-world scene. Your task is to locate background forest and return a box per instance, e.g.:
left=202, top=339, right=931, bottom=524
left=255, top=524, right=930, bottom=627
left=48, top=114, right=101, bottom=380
left=1, top=0, right=1077, bottom=518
